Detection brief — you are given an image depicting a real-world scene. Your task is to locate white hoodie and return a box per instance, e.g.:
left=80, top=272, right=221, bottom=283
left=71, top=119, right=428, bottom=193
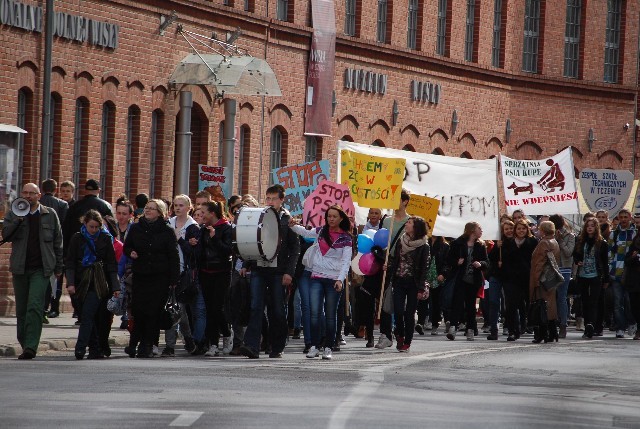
left=169, top=215, right=198, bottom=272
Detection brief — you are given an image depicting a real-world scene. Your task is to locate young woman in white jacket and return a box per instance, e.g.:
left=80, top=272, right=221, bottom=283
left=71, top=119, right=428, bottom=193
left=290, top=205, right=353, bottom=360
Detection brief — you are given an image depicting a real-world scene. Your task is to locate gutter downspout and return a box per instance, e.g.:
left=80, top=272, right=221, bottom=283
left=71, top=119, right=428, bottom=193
left=259, top=18, right=272, bottom=198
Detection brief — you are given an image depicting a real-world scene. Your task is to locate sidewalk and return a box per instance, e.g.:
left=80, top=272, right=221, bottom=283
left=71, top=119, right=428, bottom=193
left=0, top=312, right=130, bottom=357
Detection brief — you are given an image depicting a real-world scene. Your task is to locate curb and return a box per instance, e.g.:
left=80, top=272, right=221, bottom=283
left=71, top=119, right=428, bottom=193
left=0, top=335, right=130, bottom=357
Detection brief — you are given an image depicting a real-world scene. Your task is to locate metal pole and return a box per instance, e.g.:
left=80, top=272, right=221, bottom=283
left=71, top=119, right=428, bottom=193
left=174, top=91, right=192, bottom=196
left=39, top=0, right=54, bottom=182
left=223, top=99, right=237, bottom=194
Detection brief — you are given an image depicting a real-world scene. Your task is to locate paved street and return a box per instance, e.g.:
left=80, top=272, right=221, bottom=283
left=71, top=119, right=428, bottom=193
left=1, top=325, right=639, bottom=429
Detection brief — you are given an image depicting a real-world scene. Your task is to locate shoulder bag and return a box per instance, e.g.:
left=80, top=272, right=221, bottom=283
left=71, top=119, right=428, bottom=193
left=539, top=251, right=564, bottom=292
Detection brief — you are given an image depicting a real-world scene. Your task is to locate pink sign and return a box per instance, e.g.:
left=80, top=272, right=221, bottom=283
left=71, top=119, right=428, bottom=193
left=303, top=180, right=356, bottom=228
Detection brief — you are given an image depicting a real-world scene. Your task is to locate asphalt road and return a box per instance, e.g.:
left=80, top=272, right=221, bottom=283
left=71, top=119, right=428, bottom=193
left=1, top=332, right=639, bottom=429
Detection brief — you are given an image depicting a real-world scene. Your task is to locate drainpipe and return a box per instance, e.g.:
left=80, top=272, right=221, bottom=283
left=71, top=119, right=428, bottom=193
left=39, top=0, right=54, bottom=181
left=223, top=99, right=237, bottom=193
left=174, top=91, right=193, bottom=196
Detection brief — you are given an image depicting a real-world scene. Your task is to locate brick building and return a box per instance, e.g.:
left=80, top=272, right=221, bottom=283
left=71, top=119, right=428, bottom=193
left=0, top=0, right=638, bottom=315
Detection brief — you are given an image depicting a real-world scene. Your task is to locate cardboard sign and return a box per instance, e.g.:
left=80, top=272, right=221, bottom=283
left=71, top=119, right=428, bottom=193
left=406, top=194, right=440, bottom=234
left=272, top=160, right=330, bottom=216
left=337, top=141, right=500, bottom=240
left=339, top=150, right=405, bottom=209
left=580, top=169, right=634, bottom=217
left=198, top=165, right=231, bottom=203
left=500, top=147, right=579, bottom=215
left=302, top=180, right=356, bottom=228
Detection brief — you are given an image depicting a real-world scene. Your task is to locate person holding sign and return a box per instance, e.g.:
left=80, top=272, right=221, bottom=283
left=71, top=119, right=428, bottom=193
left=290, top=205, right=353, bottom=360
left=375, top=190, right=411, bottom=349
left=445, top=222, right=489, bottom=341
left=383, top=216, right=430, bottom=352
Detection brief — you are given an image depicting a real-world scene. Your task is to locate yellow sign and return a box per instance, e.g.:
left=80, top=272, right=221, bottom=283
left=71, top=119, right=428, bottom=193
left=407, top=194, right=440, bottom=234
left=340, top=150, right=406, bottom=210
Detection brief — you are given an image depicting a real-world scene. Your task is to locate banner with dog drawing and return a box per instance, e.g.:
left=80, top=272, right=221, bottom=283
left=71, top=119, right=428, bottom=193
left=500, top=147, right=579, bottom=215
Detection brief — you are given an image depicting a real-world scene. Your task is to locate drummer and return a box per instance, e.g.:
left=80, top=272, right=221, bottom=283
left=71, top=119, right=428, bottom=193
left=239, top=185, right=301, bottom=359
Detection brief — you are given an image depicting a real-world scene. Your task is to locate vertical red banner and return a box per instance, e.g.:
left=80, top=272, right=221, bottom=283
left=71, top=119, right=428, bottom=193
left=304, top=0, right=336, bottom=137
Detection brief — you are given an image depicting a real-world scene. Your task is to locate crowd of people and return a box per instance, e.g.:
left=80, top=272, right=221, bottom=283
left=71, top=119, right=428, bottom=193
left=3, top=178, right=639, bottom=361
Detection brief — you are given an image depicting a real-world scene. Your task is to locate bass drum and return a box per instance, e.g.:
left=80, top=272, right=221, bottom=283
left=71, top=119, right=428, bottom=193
left=233, top=206, right=281, bottom=264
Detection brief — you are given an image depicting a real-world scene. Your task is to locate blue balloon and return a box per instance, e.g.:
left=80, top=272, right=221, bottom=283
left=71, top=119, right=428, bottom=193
left=357, top=234, right=374, bottom=254
left=373, top=228, right=390, bottom=248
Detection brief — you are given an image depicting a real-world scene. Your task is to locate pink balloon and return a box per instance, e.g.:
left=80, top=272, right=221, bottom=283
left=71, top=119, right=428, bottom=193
left=359, top=253, right=380, bottom=276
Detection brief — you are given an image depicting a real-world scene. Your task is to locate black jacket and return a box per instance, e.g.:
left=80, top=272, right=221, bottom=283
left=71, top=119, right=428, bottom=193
left=501, top=237, right=538, bottom=285
left=65, top=232, right=120, bottom=292
left=198, top=221, right=233, bottom=271
left=388, top=238, right=431, bottom=292
left=40, top=193, right=69, bottom=224
left=180, top=223, right=201, bottom=270
left=445, top=236, right=489, bottom=288
left=624, top=241, right=640, bottom=292
left=430, top=238, right=450, bottom=279
left=63, top=194, right=114, bottom=251
left=123, top=217, right=179, bottom=284
left=573, top=237, right=609, bottom=284
left=243, top=208, right=300, bottom=277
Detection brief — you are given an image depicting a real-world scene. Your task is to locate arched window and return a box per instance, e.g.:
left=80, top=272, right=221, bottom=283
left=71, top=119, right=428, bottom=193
left=341, top=135, right=354, bottom=142
left=305, top=136, right=318, bottom=162
left=150, top=109, right=164, bottom=198
left=402, top=144, right=416, bottom=152
left=125, top=105, right=141, bottom=198
left=49, top=93, right=62, bottom=180
left=238, top=125, right=251, bottom=195
left=372, top=139, right=385, bottom=147
left=270, top=127, right=288, bottom=184
left=100, top=102, right=115, bottom=199
left=73, top=97, right=89, bottom=197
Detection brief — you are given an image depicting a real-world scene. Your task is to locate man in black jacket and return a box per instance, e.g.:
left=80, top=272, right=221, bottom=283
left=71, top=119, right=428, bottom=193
left=239, top=185, right=300, bottom=358
left=62, top=179, right=113, bottom=248
left=39, top=179, right=69, bottom=319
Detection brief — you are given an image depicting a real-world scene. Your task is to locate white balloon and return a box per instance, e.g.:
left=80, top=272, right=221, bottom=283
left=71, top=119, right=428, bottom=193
left=363, top=229, right=376, bottom=239
left=351, top=253, right=364, bottom=276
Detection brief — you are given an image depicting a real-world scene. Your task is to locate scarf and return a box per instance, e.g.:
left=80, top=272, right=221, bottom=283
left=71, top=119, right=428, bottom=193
left=399, top=233, right=426, bottom=256
left=80, top=224, right=113, bottom=267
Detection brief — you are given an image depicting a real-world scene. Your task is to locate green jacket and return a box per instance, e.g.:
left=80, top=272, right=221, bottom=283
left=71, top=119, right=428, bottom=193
left=2, top=204, right=64, bottom=277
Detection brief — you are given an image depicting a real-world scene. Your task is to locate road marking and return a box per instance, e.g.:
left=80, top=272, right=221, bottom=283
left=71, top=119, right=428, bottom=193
left=114, top=408, right=203, bottom=427
left=328, top=344, right=539, bottom=429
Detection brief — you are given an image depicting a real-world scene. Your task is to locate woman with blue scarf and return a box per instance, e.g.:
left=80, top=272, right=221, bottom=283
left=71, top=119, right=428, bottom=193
left=66, top=210, right=120, bottom=359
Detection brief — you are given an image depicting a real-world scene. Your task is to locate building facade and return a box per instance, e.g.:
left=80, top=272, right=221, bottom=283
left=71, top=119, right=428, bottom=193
left=0, top=0, right=638, bottom=314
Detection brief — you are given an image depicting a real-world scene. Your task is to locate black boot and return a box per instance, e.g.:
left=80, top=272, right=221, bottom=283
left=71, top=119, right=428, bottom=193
left=546, top=320, right=559, bottom=342
left=532, top=325, right=548, bottom=343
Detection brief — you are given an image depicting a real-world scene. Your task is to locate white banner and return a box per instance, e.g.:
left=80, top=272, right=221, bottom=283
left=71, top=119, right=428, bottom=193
left=580, top=169, right=634, bottom=217
left=500, top=147, right=579, bottom=215
left=337, top=141, right=500, bottom=239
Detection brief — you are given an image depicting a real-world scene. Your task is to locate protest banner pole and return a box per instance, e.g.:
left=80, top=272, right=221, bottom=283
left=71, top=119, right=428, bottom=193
left=345, top=275, right=350, bottom=318
left=376, top=212, right=395, bottom=320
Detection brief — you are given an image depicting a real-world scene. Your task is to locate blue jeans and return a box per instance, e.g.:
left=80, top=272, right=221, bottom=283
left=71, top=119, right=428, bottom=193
left=611, top=280, right=628, bottom=330
left=185, top=287, right=206, bottom=343
left=243, top=271, right=288, bottom=354
left=309, top=277, right=341, bottom=348
left=557, top=269, right=572, bottom=327
left=76, top=289, right=111, bottom=355
left=297, top=270, right=312, bottom=346
left=294, top=288, right=302, bottom=329
left=440, top=276, right=455, bottom=323
left=487, top=276, right=503, bottom=334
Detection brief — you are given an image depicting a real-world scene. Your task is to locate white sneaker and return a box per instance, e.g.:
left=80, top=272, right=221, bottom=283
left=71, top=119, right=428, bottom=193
left=502, top=326, right=509, bottom=336
left=431, top=325, right=439, bottom=336
left=466, top=329, right=474, bottom=341
left=374, top=335, right=392, bottom=349
left=204, top=345, right=219, bottom=356
left=445, top=321, right=451, bottom=333
left=340, top=337, right=347, bottom=346
left=576, top=317, right=585, bottom=331
left=615, top=330, right=625, bottom=339
left=306, top=346, right=320, bottom=358
left=628, top=323, right=637, bottom=337
left=322, top=347, right=333, bottom=360
left=152, top=345, right=159, bottom=356
left=222, top=331, right=234, bottom=355
left=446, top=326, right=456, bottom=341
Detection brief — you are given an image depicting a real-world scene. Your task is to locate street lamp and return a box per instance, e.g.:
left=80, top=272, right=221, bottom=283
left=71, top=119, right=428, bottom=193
left=588, top=128, right=597, bottom=152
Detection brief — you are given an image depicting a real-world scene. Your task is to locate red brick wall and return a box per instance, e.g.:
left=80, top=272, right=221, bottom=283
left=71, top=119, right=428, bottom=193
left=0, top=0, right=639, bottom=314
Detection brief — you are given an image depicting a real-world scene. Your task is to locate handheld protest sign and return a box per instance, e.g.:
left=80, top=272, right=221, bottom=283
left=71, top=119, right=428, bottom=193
left=272, top=160, right=330, bottom=216
left=579, top=169, right=633, bottom=218
left=340, top=149, right=405, bottom=210
left=302, top=180, right=356, bottom=228
left=406, top=195, right=440, bottom=236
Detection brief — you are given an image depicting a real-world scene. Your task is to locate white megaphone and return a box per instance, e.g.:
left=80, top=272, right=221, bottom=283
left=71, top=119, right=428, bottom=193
left=11, top=197, right=30, bottom=217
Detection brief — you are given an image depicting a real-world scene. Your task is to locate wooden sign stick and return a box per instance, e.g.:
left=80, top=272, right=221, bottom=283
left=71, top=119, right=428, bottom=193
left=376, top=212, right=395, bottom=320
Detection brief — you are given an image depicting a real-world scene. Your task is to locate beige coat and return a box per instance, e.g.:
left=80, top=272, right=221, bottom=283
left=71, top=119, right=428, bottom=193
left=529, top=237, right=560, bottom=321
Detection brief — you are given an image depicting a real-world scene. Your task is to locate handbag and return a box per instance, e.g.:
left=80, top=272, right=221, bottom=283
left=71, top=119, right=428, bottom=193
left=176, top=267, right=199, bottom=303
left=159, top=288, right=182, bottom=330
left=426, top=256, right=439, bottom=289
left=527, top=298, right=548, bottom=328
left=382, top=283, right=394, bottom=314
left=539, top=251, right=564, bottom=292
